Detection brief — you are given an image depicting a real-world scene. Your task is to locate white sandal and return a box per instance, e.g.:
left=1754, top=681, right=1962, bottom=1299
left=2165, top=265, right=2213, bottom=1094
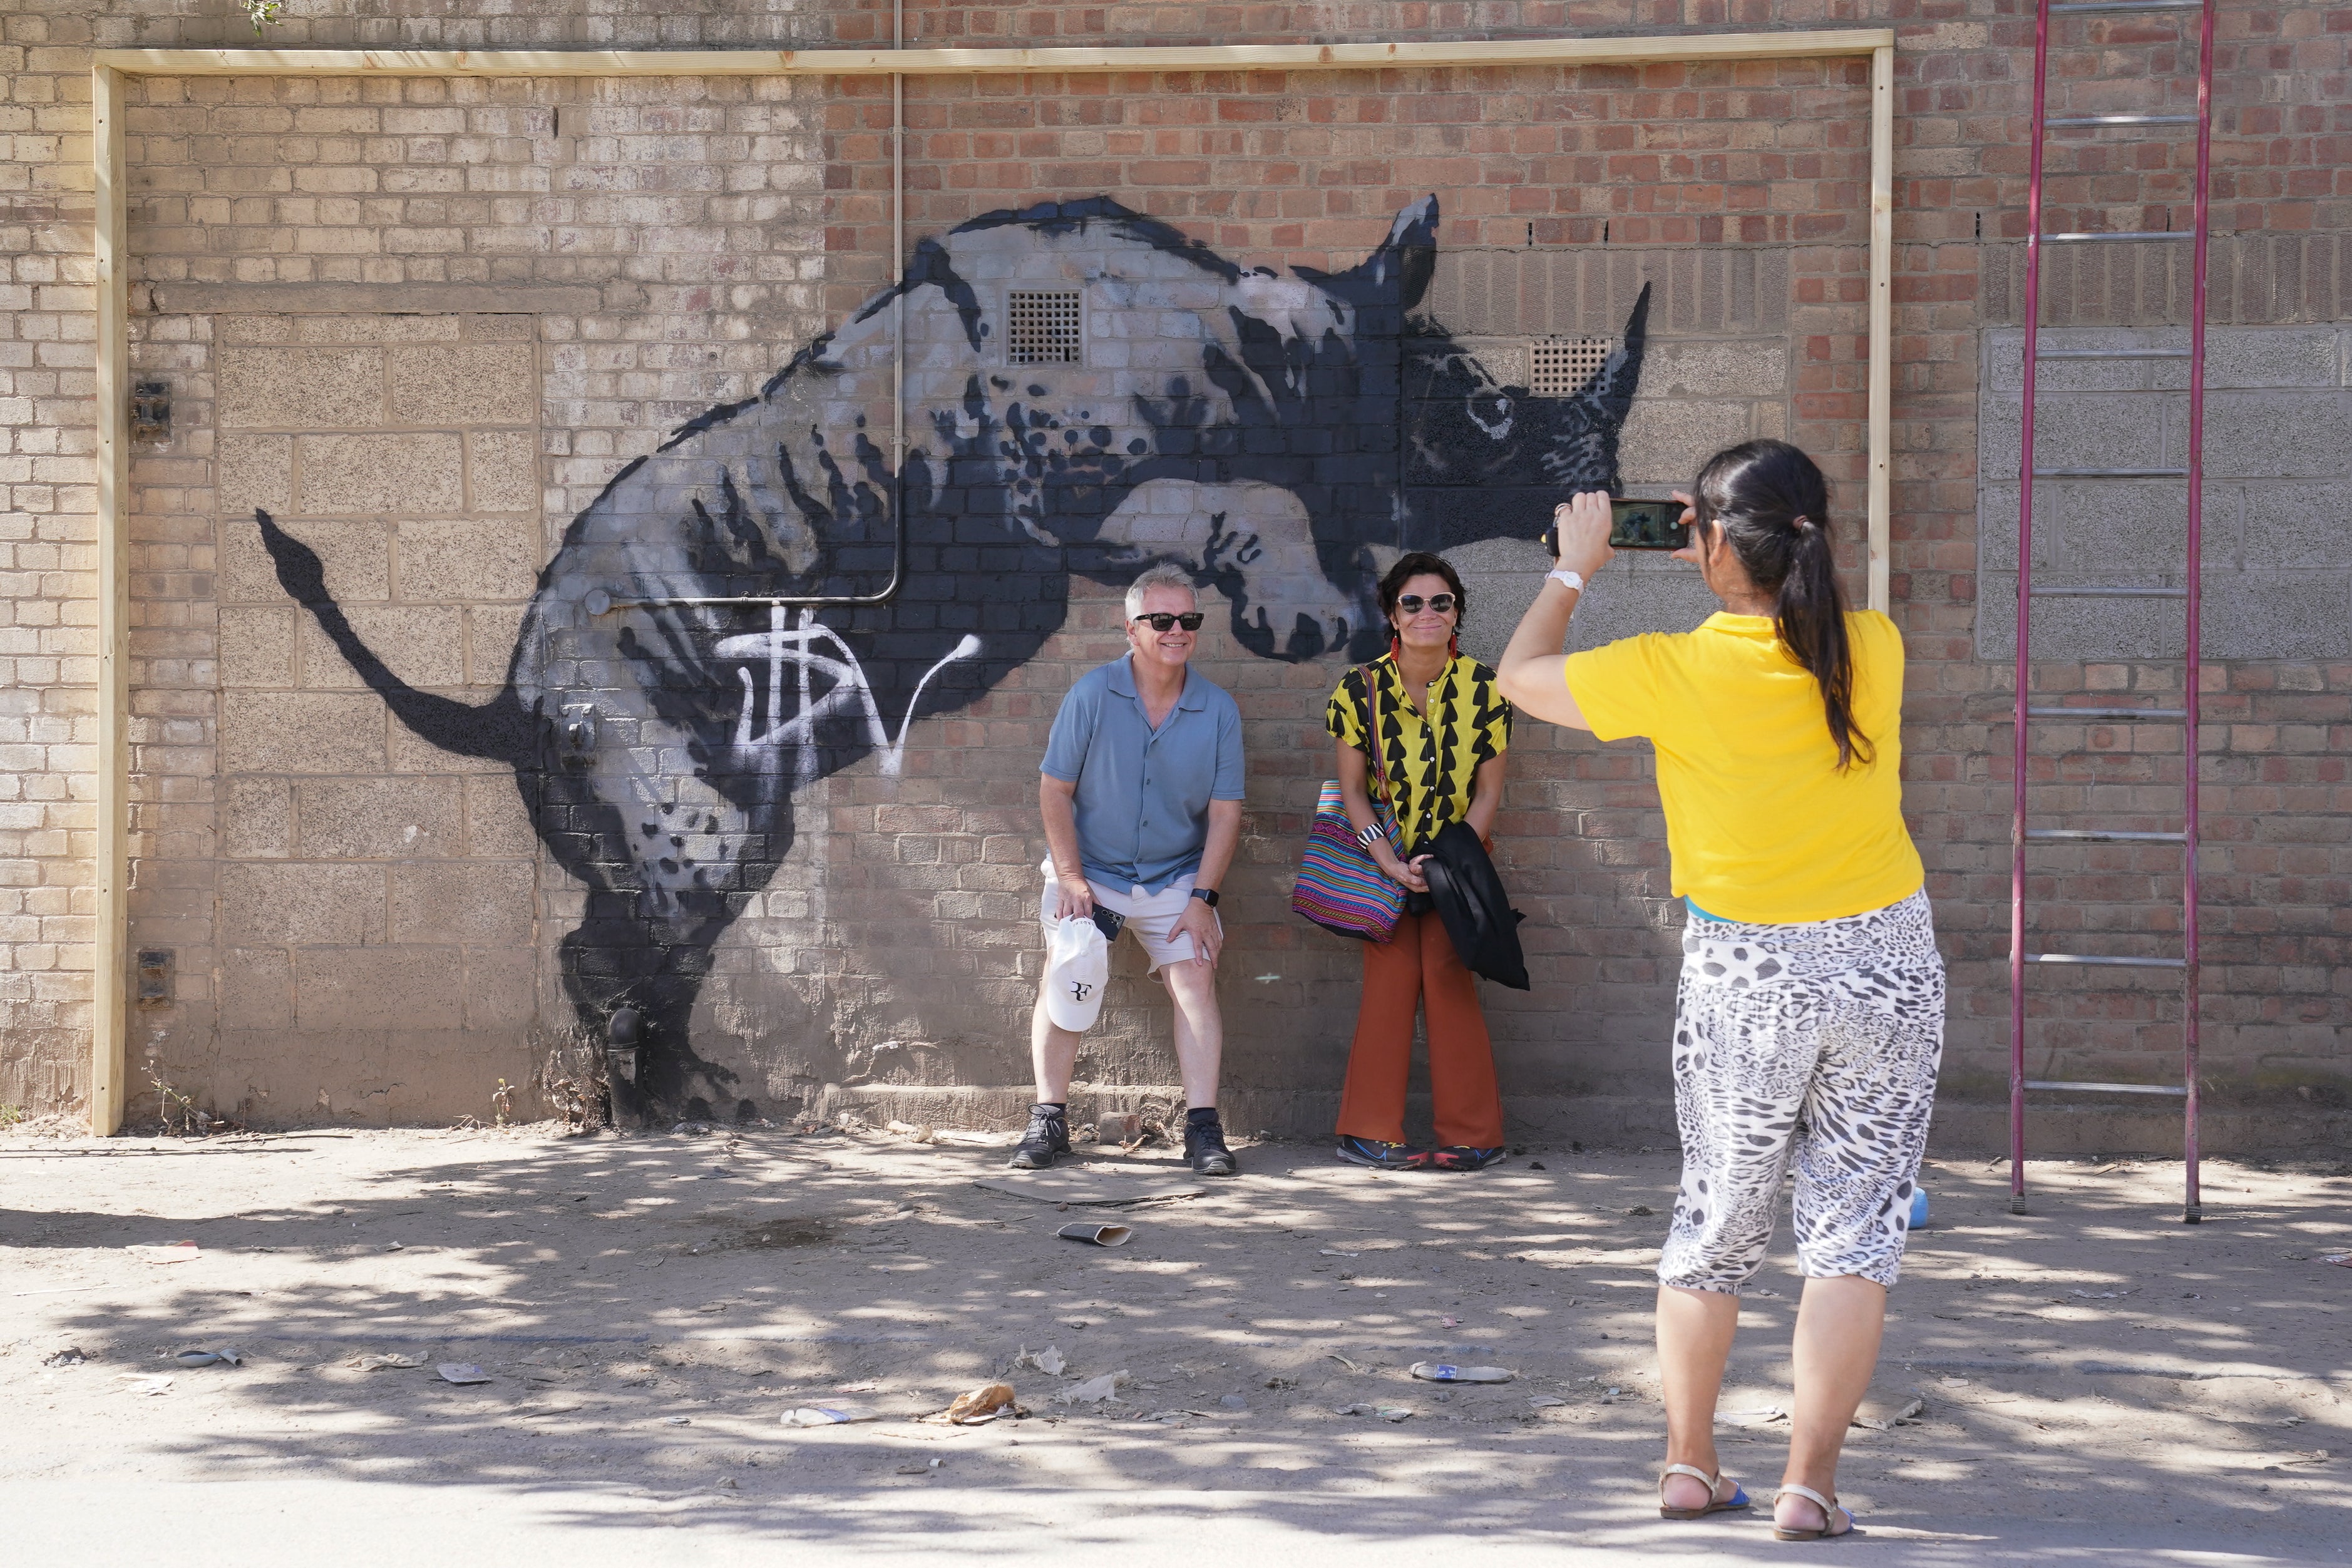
left=1772, top=1482, right=1856, bottom=1541
left=1657, top=1463, right=1750, bottom=1520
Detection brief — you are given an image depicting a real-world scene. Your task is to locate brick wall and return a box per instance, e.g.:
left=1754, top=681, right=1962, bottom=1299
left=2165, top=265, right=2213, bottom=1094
left=1, top=0, right=2346, bottom=1152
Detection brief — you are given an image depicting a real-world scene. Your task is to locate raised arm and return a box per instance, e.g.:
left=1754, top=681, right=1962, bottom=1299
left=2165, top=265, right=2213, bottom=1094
left=1494, top=489, right=1615, bottom=730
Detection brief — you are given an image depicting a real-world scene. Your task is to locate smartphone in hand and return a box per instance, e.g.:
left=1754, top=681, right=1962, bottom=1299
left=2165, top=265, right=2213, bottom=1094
left=1543, top=497, right=1690, bottom=555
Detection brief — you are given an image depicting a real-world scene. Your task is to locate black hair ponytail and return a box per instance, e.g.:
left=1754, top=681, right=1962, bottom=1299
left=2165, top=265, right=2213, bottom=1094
left=1690, top=439, right=1872, bottom=771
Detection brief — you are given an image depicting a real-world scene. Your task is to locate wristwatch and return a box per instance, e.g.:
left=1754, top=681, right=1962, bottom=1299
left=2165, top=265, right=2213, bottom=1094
left=1189, top=886, right=1220, bottom=908
left=1547, top=568, right=1586, bottom=593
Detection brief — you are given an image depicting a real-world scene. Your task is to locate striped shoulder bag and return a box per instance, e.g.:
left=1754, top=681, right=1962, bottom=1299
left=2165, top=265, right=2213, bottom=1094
left=1290, top=662, right=1405, bottom=943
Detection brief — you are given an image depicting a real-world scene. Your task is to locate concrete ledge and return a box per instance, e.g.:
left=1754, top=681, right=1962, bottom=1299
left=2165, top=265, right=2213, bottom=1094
left=143, top=282, right=606, bottom=315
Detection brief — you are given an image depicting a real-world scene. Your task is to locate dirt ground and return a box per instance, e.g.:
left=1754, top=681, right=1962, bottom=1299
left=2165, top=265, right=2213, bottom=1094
left=4, top=1119, right=2348, bottom=1565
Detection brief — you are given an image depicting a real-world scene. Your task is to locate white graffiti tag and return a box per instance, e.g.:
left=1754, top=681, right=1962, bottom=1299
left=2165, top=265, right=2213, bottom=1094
left=715, top=606, right=982, bottom=779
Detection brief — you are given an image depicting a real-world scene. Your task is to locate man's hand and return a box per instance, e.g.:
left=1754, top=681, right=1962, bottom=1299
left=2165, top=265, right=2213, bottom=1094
left=1173, top=896, right=1222, bottom=968
left=1054, top=873, right=1096, bottom=922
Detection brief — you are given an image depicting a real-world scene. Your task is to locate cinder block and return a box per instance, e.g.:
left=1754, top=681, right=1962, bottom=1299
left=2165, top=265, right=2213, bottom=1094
left=218, top=347, right=385, bottom=429
left=390, top=860, right=536, bottom=945
left=217, top=434, right=294, bottom=517
left=294, top=776, right=465, bottom=859
left=218, top=861, right=385, bottom=946
left=396, top=519, right=541, bottom=602
left=293, top=945, right=463, bottom=1032
left=466, top=429, right=541, bottom=514
left=220, top=692, right=389, bottom=775
left=222, top=776, right=292, bottom=861
left=218, top=607, right=296, bottom=687
left=218, top=517, right=390, bottom=606
left=386, top=344, right=536, bottom=426
left=461, top=945, right=539, bottom=1032
left=1633, top=338, right=1787, bottom=399
left=218, top=948, right=295, bottom=1030
left=295, top=433, right=464, bottom=514
left=464, top=775, right=536, bottom=858
left=298, top=605, right=465, bottom=690
left=1618, top=397, right=1757, bottom=487
left=2198, top=392, right=2352, bottom=480
left=2201, top=571, right=2352, bottom=660
left=1979, top=392, right=2169, bottom=479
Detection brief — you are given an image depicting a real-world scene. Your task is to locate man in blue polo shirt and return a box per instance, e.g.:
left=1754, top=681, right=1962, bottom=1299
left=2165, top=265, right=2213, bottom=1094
left=1015, top=564, right=1246, bottom=1176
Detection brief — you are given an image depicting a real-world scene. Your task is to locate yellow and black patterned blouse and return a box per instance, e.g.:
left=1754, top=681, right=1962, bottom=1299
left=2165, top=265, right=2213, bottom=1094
left=1325, top=653, right=1512, bottom=854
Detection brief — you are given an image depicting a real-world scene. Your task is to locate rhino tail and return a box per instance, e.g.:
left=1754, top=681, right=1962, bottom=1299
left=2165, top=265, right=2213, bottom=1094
left=252, top=508, right=530, bottom=764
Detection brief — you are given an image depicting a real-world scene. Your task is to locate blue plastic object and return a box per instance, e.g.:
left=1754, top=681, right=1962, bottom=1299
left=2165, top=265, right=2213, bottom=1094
left=1909, top=1186, right=1930, bottom=1230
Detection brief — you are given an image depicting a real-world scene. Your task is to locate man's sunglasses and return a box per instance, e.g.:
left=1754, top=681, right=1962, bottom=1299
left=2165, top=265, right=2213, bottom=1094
left=1131, top=612, right=1206, bottom=632
left=1395, top=593, right=1457, bottom=615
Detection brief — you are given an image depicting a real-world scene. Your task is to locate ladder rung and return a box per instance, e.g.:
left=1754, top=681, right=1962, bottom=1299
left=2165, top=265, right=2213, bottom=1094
left=2025, top=707, right=2189, bottom=719
left=2045, top=231, right=2195, bottom=243
left=2025, top=1080, right=2191, bottom=1097
left=2024, top=829, right=2187, bottom=843
left=2046, top=114, right=2199, bottom=128
left=2028, top=585, right=2188, bottom=598
left=2025, top=953, right=2189, bottom=969
left=2036, top=348, right=2191, bottom=359
left=2048, top=0, right=2202, bottom=11
left=2032, top=467, right=2188, bottom=478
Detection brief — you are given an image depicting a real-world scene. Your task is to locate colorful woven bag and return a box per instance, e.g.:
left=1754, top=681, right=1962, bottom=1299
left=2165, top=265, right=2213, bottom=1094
left=1290, top=664, right=1405, bottom=943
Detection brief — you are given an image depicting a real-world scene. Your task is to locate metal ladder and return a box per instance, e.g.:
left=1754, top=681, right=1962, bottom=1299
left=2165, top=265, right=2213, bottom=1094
left=2009, top=0, right=2217, bottom=1223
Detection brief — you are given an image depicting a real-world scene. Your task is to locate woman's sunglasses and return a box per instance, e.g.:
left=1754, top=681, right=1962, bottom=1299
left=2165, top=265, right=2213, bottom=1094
left=1394, top=593, right=1457, bottom=615
left=1131, top=612, right=1206, bottom=632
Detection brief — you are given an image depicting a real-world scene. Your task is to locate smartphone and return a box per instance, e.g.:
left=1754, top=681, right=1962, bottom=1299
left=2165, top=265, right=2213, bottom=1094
left=1542, top=497, right=1691, bottom=555
left=1090, top=906, right=1126, bottom=943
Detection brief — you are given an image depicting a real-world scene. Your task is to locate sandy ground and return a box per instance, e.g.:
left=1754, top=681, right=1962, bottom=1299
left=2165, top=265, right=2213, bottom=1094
left=4, top=1121, right=2349, bottom=1566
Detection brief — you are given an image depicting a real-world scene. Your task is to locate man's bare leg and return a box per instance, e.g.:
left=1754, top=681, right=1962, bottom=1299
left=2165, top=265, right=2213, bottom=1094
left=1160, top=961, right=1223, bottom=1109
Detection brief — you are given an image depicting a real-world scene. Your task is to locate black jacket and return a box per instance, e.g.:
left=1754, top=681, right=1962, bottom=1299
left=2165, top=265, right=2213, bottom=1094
left=1421, top=821, right=1529, bottom=990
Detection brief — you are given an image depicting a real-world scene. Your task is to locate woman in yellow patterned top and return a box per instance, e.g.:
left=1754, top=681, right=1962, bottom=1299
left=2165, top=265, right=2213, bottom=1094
left=1324, top=551, right=1513, bottom=1173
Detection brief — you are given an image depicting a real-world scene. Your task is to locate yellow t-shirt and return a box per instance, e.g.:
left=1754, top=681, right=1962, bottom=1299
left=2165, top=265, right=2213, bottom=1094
left=1563, top=610, right=1924, bottom=924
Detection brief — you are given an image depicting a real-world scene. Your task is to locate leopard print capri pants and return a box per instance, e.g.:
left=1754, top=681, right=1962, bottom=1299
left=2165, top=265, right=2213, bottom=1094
left=1657, top=888, right=1945, bottom=1294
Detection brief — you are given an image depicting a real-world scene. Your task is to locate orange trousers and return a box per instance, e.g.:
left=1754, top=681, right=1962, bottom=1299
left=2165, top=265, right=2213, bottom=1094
left=1335, top=910, right=1506, bottom=1149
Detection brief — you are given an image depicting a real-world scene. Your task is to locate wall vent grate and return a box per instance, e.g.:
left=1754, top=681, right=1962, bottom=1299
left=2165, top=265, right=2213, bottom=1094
left=1529, top=337, right=1614, bottom=396
left=1007, top=290, right=1083, bottom=366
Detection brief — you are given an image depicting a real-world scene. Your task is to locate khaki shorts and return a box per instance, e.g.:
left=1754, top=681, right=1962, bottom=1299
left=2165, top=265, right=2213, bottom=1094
left=1039, top=858, right=1218, bottom=973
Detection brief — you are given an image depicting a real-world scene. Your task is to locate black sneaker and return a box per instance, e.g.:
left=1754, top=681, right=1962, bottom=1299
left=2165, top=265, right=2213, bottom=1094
left=1335, top=1135, right=1430, bottom=1171
left=1007, top=1103, right=1070, bottom=1171
left=1184, top=1112, right=1238, bottom=1177
left=1428, top=1145, right=1506, bottom=1172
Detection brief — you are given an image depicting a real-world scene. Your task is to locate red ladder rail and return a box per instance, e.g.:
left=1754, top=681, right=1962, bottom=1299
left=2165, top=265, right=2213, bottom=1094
left=2009, top=0, right=2216, bottom=1224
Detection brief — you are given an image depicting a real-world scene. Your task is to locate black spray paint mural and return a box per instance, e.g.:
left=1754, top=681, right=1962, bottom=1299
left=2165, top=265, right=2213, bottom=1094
left=257, top=195, right=1650, bottom=1121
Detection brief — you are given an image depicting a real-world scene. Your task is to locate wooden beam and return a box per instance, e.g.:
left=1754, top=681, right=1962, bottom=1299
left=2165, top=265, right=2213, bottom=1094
left=91, top=33, right=1893, bottom=77
left=91, top=64, right=129, bottom=1137
left=1867, top=44, right=1895, bottom=615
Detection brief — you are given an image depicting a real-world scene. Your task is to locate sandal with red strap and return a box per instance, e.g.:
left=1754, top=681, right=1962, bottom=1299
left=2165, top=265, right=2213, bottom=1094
left=1656, top=1463, right=1750, bottom=1520
left=1772, top=1482, right=1857, bottom=1541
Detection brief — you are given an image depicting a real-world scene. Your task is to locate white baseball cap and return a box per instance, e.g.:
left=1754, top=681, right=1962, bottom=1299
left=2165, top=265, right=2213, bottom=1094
left=1044, top=914, right=1111, bottom=1032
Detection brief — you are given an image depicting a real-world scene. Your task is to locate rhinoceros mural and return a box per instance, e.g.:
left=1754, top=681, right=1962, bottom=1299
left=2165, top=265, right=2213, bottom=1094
left=255, top=193, right=1649, bottom=1120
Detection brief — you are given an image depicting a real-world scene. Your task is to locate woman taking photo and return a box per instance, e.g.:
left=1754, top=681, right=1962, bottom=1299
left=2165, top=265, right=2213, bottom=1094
left=1497, top=441, right=1941, bottom=1540
left=1326, top=552, right=1512, bottom=1173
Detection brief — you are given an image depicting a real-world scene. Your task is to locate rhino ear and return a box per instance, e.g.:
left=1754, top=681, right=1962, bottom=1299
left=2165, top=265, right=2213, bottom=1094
left=1295, top=195, right=1438, bottom=314
left=1584, top=281, right=1652, bottom=422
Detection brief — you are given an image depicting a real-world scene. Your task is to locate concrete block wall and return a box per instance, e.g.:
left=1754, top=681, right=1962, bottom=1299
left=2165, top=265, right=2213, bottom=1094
left=0, top=0, right=2346, bottom=1152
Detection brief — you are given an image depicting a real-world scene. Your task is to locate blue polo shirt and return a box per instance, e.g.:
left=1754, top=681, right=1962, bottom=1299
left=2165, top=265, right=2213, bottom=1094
left=1040, top=655, right=1246, bottom=894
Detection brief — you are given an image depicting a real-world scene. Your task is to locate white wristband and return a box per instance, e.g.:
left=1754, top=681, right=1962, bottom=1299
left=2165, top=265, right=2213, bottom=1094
left=1547, top=568, right=1586, bottom=593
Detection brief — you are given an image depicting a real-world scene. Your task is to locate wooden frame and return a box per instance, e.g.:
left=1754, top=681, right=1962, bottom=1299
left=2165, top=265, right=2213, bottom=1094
left=85, top=31, right=1897, bottom=1134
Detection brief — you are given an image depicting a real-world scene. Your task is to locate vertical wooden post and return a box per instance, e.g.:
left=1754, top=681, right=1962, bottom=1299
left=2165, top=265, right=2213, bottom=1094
left=1866, top=43, right=1895, bottom=615
left=91, top=64, right=130, bottom=1136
